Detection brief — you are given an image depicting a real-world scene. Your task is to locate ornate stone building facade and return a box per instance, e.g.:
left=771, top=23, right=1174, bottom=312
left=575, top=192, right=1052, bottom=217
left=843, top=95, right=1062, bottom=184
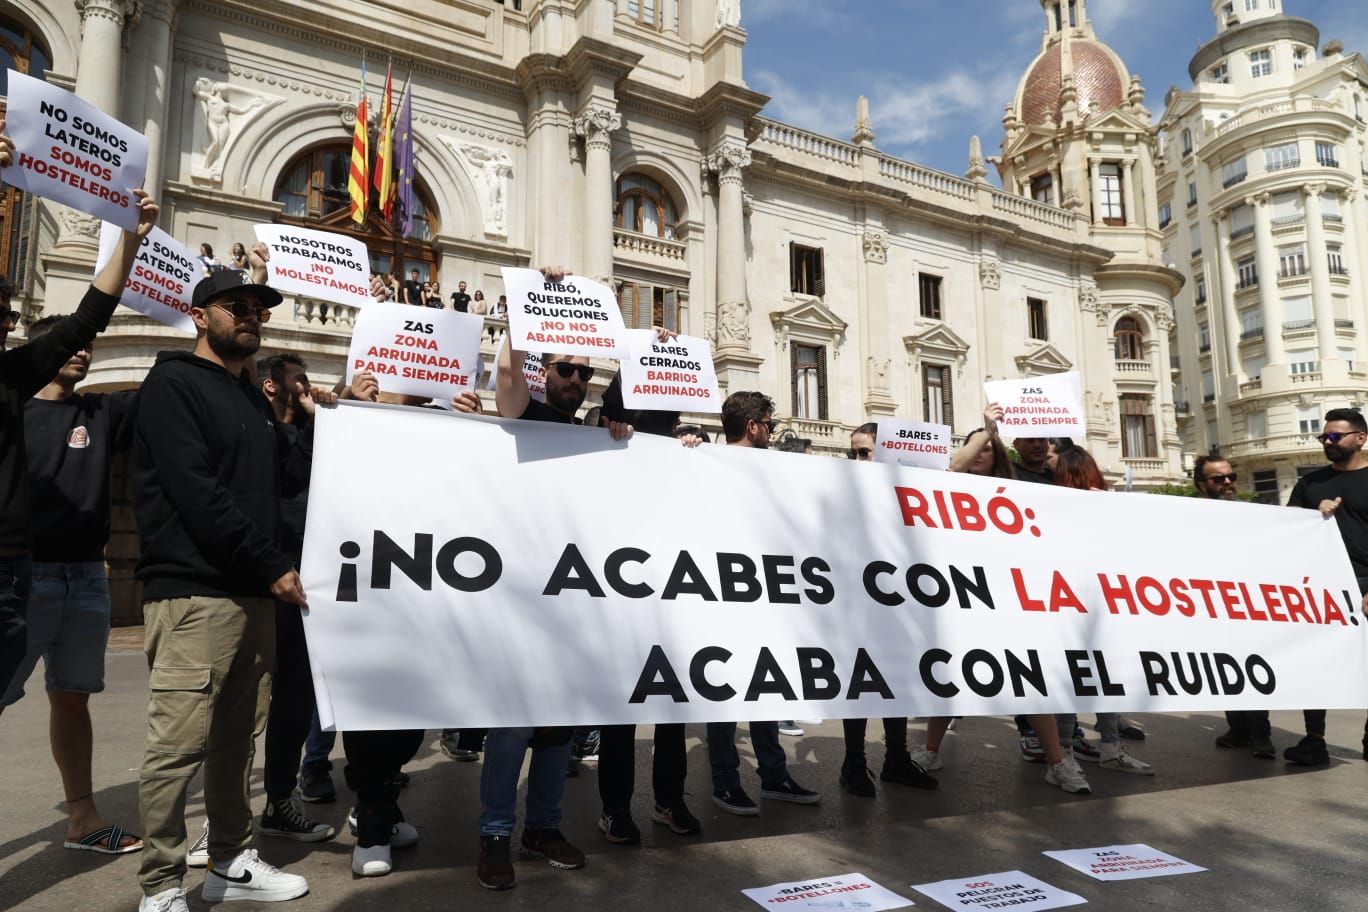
left=8, top=0, right=1193, bottom=487
left=1158, top=0, right=1368, bottom=502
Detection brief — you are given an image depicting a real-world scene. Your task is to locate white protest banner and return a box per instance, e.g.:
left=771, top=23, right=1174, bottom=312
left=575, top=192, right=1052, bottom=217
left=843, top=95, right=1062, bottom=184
left=1043, top=845, right=1206, bottom=882
left=299, top=403, right=1366, bottom=731
left=253, top=224, right=371, bottom=309
left=488, top=347, right=546, bottom=402
left=910, top=872, right=1084, bottom=911
left=345, top=302, right=483, bottom=401
left=94, top=222, right=196, bottom=334
left=742, top=873, right=913, bottom=911
left=501, top=266, right=627, bottom=358
left=873, top=419, right=952, bottom=471
left=619, top=329, right=722, bottom=413
left=983, top=371, right=1085, bottom=438
left=4, top=69, right=149, bottom=230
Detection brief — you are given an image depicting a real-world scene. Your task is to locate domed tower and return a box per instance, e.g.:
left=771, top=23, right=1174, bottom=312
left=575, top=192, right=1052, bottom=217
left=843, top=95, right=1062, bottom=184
left=1000, top=0, right=1187, bottom=485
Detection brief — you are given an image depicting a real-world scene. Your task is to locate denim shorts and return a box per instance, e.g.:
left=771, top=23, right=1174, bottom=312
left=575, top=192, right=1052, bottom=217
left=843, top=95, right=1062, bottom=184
left=0, top=561, right=111, bottom=706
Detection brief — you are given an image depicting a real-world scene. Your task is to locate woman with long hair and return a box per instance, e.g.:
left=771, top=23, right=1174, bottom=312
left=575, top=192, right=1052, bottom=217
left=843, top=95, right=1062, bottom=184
left=229, top=242, right=249, bottom=270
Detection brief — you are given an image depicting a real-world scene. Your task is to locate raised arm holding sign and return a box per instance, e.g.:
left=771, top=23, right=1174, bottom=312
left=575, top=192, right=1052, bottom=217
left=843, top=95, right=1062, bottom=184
left=3, top=70, right=149, bottom=230
left=982, top=371, right=1085, bottom=438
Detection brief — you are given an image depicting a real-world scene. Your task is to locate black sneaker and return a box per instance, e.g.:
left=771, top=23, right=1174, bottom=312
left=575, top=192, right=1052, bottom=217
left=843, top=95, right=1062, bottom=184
left=1250, top=734, right=1276, bottom=759
left=571, top=730, right=600, bottom=762
left=711, top=787, right=760, bottom=816
left=260, top=798, right=336, bottom=842
left=1118, top=718, right=1146, bottom=740
left=652, top=802, right=702, bottom=835
left=387, top=771, right=410, bottom=788
left=1284, top=735, right=1329, bottom=766
left=1215, top=728, right=1251, bottom=749
left=880, top=752, right=939, bottom=790
left=839, top=761, right=876, bottom=798
left=477, top=835, right=515, bottom=890
left=760, top=776, right=821, bottom=805
left=597, top=808, right=641, bottom=845
left=299, top=760, right=335, bottom=803
left=520, top=827, right=585, bottom=869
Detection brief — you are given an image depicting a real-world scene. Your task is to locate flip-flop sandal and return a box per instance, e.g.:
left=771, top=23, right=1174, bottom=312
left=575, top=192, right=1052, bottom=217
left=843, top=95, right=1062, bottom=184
left=63, top=824, right=143, bottom=855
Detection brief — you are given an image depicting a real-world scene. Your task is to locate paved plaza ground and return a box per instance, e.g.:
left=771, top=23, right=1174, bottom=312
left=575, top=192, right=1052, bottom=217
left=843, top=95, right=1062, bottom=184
left=2, top=633, right=1365, bottom=911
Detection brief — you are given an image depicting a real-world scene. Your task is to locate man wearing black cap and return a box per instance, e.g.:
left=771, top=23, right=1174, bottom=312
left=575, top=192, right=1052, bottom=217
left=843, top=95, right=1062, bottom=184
left=132, top=268, right=315, bottom=910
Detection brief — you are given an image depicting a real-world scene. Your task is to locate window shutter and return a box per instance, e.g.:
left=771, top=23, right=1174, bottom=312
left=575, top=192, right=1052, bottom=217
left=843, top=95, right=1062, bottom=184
left=941, top=366, right=953, bottom=430
left=789, top=245, right=799, bottom=293
left=790, top=344, right=800, bottom=417
left=814, top=248, right=826, bottom=298
left=1144, top=414, right=1157, bottom=457
left=619, top=283, right=637, bottom=328
left=817, top=345, right=829, bottom=420
left=921, top=363, right=930, bottom=421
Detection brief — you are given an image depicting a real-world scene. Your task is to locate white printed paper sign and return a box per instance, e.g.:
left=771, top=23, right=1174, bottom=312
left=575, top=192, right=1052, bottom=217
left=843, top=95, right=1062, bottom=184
left=4, top=70, right=149, bottom=230
left=911, top=872, right=1084, bottom=911
left=983, top=372, right=1085, bottom=438
left=253, top=224, right=371, bottom=309
left=743, top=873, right=913, bottom=910
left=488, top=346, right=547, bottom=402
left=619, top=329, right=722, bottom=413
left=501, top=266, right=627, bottom=358
left=874, top=419, right=952, bottom=470
left=346, top=301, right=484, bottom=402
left=94, top=222, right=196, bottom=334
left=1043, top=845, right=1206, bottom=882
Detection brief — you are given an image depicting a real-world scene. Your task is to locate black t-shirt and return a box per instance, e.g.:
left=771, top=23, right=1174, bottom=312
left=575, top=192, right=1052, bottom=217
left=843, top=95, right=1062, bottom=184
left=519, top=399, right=580, bottom=425
left=450, top=292, right=471, bottom=312
left=24, top=390, right=137, bottom=561
left=1288, top=465, right=1368, bottom=579
left=401, top=280, right=423, bottom=305
left=1013, top=463, right=1055, bottom=485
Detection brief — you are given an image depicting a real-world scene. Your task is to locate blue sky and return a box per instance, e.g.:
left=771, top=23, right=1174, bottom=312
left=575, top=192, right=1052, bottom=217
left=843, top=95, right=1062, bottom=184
left=742, top=0, right=1367, bottom=182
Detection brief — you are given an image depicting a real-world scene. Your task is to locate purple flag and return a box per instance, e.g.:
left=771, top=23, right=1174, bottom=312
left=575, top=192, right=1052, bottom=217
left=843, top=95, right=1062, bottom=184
left=394, top=75, right=415, bottom=238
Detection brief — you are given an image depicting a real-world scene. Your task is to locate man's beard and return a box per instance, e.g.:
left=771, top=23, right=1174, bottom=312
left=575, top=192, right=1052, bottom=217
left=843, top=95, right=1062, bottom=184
left=546, top=383, right=585, bottom=415
left=207, top=322, right=261, bottom=360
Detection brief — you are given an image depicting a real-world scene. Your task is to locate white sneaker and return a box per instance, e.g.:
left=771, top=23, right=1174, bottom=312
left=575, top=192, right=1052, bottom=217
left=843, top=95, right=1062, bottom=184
left=777, top=721, right=804, bottom=737
left=201, top=849, right=308, bottom=903
left=352, top=842, right=393, bottom=877
left=1045, top=756, right=1092, bottom=794
left=1099, top=742, right=1155, bottom=775
left=347, top=808, right=419, bottom=848
left=909, top=746, right=943, bottom=771
left=139, top=886, right=189, bottom=912
left=185, top=820, right=209, bottom=868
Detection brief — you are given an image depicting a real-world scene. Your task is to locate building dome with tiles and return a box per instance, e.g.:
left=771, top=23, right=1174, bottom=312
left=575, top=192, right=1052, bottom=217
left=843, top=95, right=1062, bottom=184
left=1016, top=37, right=1129, bottom=125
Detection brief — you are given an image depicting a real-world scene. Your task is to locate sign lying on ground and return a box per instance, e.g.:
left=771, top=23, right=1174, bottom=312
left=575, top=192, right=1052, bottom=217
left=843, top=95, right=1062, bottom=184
left=742, top=873, right=913, bottom=910
left=300, top=403, right=1366, bottom=731
left=910, top=871, right=1084, bottom=911
left=1043, top=845, right=1206, bottom=881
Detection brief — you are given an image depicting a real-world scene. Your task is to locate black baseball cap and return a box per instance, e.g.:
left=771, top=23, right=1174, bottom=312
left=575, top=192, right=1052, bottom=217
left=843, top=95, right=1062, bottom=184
left=191, top=269, right=284, bottom=311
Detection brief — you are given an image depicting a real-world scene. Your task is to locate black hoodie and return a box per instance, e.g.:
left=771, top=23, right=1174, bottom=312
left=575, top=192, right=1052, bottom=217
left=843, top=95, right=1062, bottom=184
left=132, top=350, right=311, bottom=601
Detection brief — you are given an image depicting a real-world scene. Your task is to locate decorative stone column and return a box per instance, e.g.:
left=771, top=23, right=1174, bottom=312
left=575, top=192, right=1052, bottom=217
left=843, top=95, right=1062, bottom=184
left=860, top=227, right=896, bottom=416
left=1121, top=159, right=1137, bottom=226
left=704, top=139, right=752, bottom=354
left=137, top=0, right=178, bottom=196
left=1301, top=182, right=1337, bottom=362
left=1088, top=158, right=1103, bottom=225
left=572, top=102, right=620, bottom=284
left=1339, top=189, right=1368, bottom=368
left=1213, top=210, right=1243, bottom=375
left=1248, top=193, right=1286, bottom=363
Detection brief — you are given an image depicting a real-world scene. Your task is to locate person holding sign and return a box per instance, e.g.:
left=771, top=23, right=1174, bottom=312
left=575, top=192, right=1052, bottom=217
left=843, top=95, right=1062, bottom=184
left=839, top=423, right=938, bottom=796
left=130, top=268, right=314, bottom=910
left=0, top=117, right=156, bottom=708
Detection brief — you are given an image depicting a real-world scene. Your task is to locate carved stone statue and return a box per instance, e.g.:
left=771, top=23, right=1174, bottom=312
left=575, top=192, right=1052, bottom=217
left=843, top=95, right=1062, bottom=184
left=194, top=78, right=264, bottom=173
left=978, top=257, right=1001, bottom=290
left=716, top=0, right=740, bottom=29
left=457, top=142, right=515, bottom=237
left=716, top=300, right=751, bottom=347
left=866, top=356, right=890, bottom=390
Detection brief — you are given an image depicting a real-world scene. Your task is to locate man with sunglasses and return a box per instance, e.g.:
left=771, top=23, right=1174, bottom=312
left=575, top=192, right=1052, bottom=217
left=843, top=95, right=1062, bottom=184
left=131, top=268, right=315, bottom=910
left=706, top=391, right=822, bottom=816
left=476, top=267, right=630, bottom=891
left=1196, top=456, right=1275, bottom=758
left=1285, top=408, right=1368, bottom=767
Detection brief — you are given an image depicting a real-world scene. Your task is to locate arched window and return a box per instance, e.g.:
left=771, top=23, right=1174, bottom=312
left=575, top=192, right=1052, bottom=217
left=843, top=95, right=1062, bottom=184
left=614, top=173, right=680, bottom=240
left=0, top=17, right=51, bottom=296
left=272, top=144, right=440, bottom=279
left=1114, top=317, right=1145, bottom=361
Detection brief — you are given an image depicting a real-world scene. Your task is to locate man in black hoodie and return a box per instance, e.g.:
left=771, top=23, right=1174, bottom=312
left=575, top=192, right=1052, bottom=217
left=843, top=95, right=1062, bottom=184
left=132, top=268, right=313, bottom=910
left=0, top=117, right=157, bottom=702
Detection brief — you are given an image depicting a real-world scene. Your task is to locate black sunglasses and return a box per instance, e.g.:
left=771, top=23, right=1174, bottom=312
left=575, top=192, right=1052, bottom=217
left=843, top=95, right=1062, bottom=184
left=848, top=446, right=874, bottom=460
left=1318, top=431, right=1363, bottom=444
left=1203, top=472, right=1237, bottom=483
left=208, top=298, right=272, bottom=323
left=751, top=418, right=776, bottom=433
left=548, top=361, right=594, bottom=383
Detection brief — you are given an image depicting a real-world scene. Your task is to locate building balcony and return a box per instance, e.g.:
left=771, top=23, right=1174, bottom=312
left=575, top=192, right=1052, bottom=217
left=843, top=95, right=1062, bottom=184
left=1282, top=318, right=1314, bottom=330
left=1226, top=432, right=1320, bottom=459
left=1277, top=267, right=1309, bottom=279
left=1317, top=155, right=1340, bottom=168
left=1270, top=214, right=1303, bottom=229
left=1195, top=294, right=1208, bottom=305
left=1204, top=392, right=1217, bottom=403
left=1122, top=457, right=1168, bottom=474
left=613, top=228, right=687, bottom=263
left=1239, top=326, right=1264, bottom=341
left=1231, top=225, right=1255, bottom=240
left=1330, top=265, right=1350, bottom=277
left=1290, top=370, right=1323, bottom=384
left=1114, top=359, right=1153, bottom=376
left=1170, top=353, right=1181, bottom=370
left=1238, top=377, right=1263, bottom=394
left=1190, top=248, right=1202, bottom=259
left=1266, top=158, right=1301, bottom=172
left=1323, top=214, right=1343, bottom=225
left=786, top=418, right=843, bottom=446
left=1199, top=342, right=1211, bottom=353
left=1175, top=400, right=1192, bottom=415
left=1222, top=172, right=1249, bottom=189
left=1336, top=318, right=1354, bottom=329
left=1236, top=276, right=1258, bottom=291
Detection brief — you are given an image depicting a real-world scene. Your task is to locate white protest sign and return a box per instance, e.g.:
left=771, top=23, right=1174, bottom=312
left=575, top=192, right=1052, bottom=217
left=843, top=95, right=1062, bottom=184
left=94, top=222, right=196, bottom=334
left=345, top=302, right=483, bottom=402
left=253, top=224, right=371, bottom=309
left=743, top=873, right=913, bottom=911
left=501, top=266, right=627, bottom=358
left=983, top=372, right=1085, bottom=438
left=4, top=69, right=149, bottom=230
left=1043, top=845, right=1206, bottom=881
left=488, top=346, right=546, bottom=402
left=619, top=329, right=722, bottom=413
left=299, top=404, right=1366, bottom=731
left=873, top=419, right=951, bottom=471
left=910, top=872, right=1084, bottom=911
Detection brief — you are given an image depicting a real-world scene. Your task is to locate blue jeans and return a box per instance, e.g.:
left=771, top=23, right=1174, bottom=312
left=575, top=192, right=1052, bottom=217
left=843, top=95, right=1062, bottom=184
left=477, top=727, right=572, bottom=837
left=0, top=555, right=32, bottom=699
left=302, top=709, right=336, bottom=766
left=707, top=721, right=789, bottom=791
left=1, top=561, right=109, bottom=707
